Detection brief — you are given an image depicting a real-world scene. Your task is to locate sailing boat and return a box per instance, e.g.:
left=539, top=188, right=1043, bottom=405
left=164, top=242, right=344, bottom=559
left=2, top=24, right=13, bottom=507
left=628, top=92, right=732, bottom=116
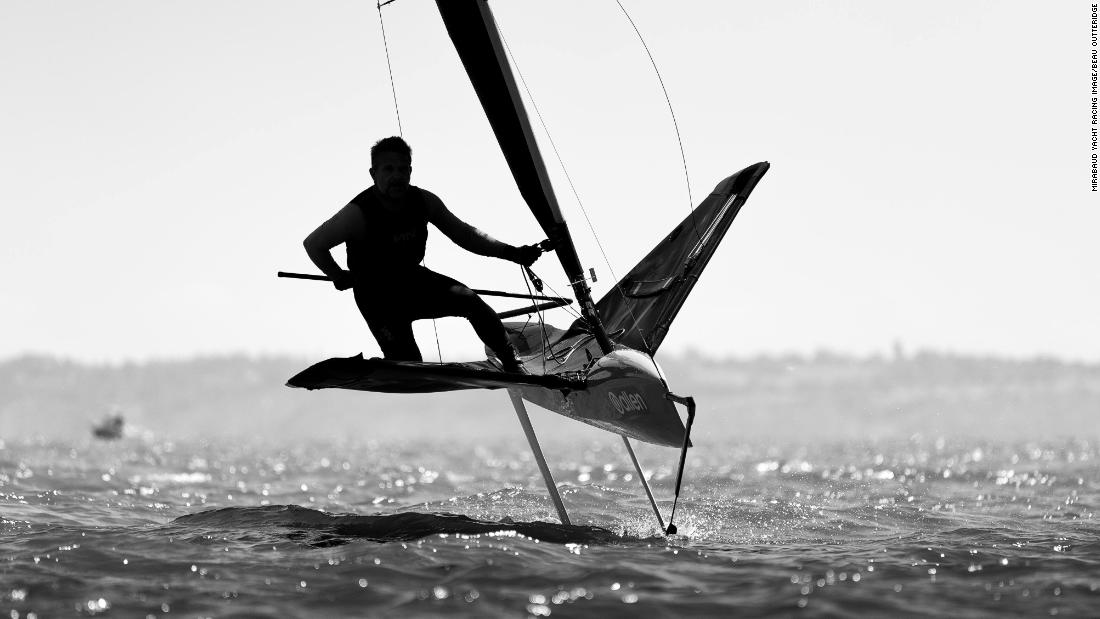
left=285, top=0, right=769, bottom=533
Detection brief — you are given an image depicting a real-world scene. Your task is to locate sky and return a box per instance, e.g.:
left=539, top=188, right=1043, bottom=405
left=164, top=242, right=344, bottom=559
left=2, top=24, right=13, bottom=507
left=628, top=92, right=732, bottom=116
left=2, top=1, right=1097, bottom=364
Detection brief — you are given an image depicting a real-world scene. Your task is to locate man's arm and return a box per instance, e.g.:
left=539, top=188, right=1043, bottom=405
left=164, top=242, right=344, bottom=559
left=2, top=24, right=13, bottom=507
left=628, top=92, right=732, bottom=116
left=303, top=203, right=363, bottom=289
left=423, top=190, right=539, bottom=265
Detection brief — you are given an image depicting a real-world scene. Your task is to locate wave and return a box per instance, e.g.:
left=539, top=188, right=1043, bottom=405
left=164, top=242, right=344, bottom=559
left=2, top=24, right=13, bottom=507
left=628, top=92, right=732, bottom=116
left=171, top=504, right=625, bottom=545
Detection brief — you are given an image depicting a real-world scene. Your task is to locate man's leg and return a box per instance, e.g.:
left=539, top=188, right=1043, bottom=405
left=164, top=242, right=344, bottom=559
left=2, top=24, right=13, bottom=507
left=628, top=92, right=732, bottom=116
left=414, top=268, right=522, bottom=371
left=366, top=316, right=422, bottom=361
left=353, top=287, right=423, bottom=361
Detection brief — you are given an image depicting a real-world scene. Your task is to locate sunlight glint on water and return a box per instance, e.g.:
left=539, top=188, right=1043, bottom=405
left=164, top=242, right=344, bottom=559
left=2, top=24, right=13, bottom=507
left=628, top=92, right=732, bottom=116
left=1, top=435, right=1097, bottom=617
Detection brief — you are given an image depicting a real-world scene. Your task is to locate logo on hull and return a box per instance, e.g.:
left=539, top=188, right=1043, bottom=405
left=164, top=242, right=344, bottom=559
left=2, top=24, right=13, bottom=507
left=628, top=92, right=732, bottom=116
left=608, top=390, right=648, bottom=416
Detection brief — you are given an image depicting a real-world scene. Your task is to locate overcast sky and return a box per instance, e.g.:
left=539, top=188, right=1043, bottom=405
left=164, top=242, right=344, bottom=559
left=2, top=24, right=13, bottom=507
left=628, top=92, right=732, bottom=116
left=3, top=1, right=1097, bottom=363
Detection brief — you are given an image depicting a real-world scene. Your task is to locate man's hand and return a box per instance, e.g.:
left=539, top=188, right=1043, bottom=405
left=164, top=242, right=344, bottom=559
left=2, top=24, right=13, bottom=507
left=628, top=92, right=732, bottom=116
left=331, top=270, right=355, bottom=291
left=510, top=244, right=543, bottom=267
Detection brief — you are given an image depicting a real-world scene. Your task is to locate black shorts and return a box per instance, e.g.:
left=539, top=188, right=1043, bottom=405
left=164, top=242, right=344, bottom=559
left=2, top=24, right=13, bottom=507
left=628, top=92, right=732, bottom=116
left=350, top=265, right=502, bottom=361
left=353, top=265, right=474, bottom=320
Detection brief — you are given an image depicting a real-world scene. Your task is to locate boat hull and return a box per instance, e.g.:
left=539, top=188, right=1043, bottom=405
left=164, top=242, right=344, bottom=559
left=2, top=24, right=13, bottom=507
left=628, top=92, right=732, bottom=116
left=517, top=349, right=688, bottom=448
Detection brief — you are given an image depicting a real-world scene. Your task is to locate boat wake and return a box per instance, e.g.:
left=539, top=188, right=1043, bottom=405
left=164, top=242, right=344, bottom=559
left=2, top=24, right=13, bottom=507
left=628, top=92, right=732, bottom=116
left=171, top=504, right=624, bottom=546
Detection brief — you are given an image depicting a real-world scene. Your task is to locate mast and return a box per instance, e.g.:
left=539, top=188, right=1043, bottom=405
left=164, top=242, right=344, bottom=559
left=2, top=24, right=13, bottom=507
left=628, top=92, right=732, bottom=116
left=436, top=0, right=613, bottom=354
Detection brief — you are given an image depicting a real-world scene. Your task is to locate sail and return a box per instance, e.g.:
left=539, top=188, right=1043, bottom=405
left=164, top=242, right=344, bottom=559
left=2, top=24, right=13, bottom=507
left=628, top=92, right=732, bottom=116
left=590, top=162, right=770, bottom=353
left=435, top=1, right=572, bottom=253
left=435, top=1, right=611, bottom=349
left=435, top=2, right=563, bottom=243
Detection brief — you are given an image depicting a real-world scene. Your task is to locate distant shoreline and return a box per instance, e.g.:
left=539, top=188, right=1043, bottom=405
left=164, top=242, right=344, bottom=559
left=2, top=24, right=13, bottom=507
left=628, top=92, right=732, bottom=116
left=3, top=352, right=1098, bottom=443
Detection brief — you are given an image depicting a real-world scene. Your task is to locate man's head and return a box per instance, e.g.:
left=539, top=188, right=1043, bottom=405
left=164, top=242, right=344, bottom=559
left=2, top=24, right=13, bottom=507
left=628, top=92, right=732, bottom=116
left=370, top=136, right=413, bottom=199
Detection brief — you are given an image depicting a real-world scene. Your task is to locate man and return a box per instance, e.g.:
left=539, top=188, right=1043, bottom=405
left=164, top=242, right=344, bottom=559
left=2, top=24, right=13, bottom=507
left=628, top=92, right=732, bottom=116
left=303, top=136, right=541, bottom=373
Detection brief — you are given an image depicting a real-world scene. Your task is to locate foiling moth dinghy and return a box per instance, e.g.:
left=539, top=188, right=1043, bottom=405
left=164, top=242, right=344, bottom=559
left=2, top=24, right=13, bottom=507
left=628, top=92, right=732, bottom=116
left=284, top=0, right=769, bottom=535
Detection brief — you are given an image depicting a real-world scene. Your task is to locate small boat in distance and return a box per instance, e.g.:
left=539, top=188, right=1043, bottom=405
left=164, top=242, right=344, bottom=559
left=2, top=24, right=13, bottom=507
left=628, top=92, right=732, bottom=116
left=92, top=413, right=125, bottom=440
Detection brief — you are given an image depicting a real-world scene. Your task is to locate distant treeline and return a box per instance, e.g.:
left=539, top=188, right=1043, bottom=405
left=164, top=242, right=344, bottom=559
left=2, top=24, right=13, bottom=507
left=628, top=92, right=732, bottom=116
left=1, top=352, right=1097, bottom=442
left=657, top=351, right=1100, bottom=441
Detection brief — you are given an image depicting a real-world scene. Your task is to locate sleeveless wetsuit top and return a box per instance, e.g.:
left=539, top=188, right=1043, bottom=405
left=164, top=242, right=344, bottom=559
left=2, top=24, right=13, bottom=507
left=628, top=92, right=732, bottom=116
left=345, top=186, right=429, bottom=277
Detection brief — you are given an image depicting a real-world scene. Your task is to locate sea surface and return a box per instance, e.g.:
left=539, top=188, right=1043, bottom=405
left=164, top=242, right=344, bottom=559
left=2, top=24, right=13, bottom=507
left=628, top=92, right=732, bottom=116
left=2, top=433, right=1098, bottom=617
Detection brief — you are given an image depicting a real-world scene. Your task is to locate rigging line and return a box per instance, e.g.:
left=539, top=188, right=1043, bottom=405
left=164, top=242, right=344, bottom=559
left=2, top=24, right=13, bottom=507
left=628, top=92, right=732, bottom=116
left=496, top=12, right=668, bottom=392
left=497, top=15, right=644, bottom=357
left=424, top=257, right=444, bottom=363
left=494, top=14, right=665, bottom=375
left=510, top=303, right=541, bottom=370
left=520, top=266, right=550, bottom=372
left=615, top=0, right=699, bottom=240
left=377, top=0, right=443, bottom=362
left=599, top=1, right=685, bottom=386
left=519, top=267, right=546, bottom=373
left=522, top=266, right=569, bottom=366
left=376, top=0, right=403, bottom=136
left=520, top=268, right=586, bottom=365
left=493, top=20, right=622, bottom=287
left=523, top=267, right=583, bottom=323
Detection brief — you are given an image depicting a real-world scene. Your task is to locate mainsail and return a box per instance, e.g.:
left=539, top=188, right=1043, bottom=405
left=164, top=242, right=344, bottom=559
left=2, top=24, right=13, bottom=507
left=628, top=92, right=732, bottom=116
left=436, top=0, right=612, bottom=352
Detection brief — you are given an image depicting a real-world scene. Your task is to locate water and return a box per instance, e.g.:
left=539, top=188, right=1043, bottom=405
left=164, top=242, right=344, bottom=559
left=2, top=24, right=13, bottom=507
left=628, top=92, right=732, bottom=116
left=2, top=435, right=1098, bottom=617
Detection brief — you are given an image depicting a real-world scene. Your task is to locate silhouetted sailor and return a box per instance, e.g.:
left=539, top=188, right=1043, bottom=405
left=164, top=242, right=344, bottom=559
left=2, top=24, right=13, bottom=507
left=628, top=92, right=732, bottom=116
left=304, top=136, right=540, bottom=372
